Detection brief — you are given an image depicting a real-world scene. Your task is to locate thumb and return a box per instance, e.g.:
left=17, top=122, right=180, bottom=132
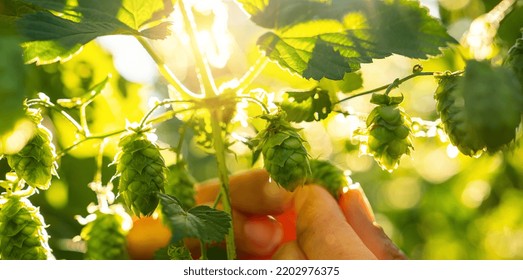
left=338, top=184, right=407, bottom=260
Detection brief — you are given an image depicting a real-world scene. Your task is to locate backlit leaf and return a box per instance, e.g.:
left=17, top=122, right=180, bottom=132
left=17, top=0, right=173, bottom=64
left=158, top=193, right=231, bottom=244
left=237, top=0, right=456, bottom=80
left=280, top=87, right=333, bottom=122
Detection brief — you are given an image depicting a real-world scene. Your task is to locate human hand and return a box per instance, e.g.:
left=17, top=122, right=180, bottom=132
left=196, top=169, right=407, bottom=260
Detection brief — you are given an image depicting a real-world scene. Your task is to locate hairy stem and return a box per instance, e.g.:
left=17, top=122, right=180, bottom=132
left=236, top=96, right=270, bottom=114
left=336, top=71, right=436, bottom=103
left=209, top=110, right=236, bottom=260
left=178, top=0, right=236, bottom=259
left=136, top=36, right=202, bottom=99
left=26, top=99, right=85, bottom=135
left=139, top=99, right=197, bottom=129
left=235, top=55, right=269, bottom=95
left=57, top=130, right=125, bottom=158
left=79, top=104, right=91, bottom=136
left=178, top=0, right=218, bottom=96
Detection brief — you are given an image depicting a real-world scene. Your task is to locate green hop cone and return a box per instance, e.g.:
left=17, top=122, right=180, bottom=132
left=0, top=196, right=52, bottom=260
left=115, top=130, right=166, bottom=216
left=253, top=112, right=311, bottom=192
left=505, top=32, right=523, bottom=92
left=165, top=161, right=196, bottom=210
left=306, top=159, right=350, bottom=199
left=434, top=74, right=484, bottom=156
left=80, top=210, right=128, bottom=260
left=6, top=125, right=57, bottom=190
left=435, top=61, right=523, bottom=156
left=364, top=94, right=413, bottom=172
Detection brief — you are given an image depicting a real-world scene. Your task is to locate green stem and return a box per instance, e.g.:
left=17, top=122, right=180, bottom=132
left=174, top=114, right=194, bottom=162
left=57, top=129, right=126, bottom=158
left=139, top=99, right=197, bottom=129
left=200, top=242, right=208, bottom=260
left=136, top=36, right=203, bottom=99
left=178, top=0, right=235, bottom=259
left=236, top=96, right=270, bottom=114
left=234, top=55, right=269, bottom=95
left=336, top=71, right=436, bottom=104
left=178, top=0, right=218, bottom=96
left=26, top=99, right=84, bottom=134
left=79, top=104, right=91, bottom=136
left=209, top=110, right=236, bottom=260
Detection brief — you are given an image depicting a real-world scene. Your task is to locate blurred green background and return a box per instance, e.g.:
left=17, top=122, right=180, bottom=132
left=1, top=0, right=523, bottom=259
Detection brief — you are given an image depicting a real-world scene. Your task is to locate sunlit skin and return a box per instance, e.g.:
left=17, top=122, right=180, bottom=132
left=126, top=215, right=172, bottom=260
left=196, top=169, right=406, bottom=259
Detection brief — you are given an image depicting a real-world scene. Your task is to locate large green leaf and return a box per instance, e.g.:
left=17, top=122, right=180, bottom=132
left=158, top=193, right=231, bottom=244
left=237, top=0, right=456, bottom=80
left=17, top=0, right=174, bottom=64
left=280, top=87, right=333, bottom=122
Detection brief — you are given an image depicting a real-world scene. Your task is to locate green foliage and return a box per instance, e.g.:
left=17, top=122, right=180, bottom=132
left=158, top=193, right=231, bottom=244
left=80, top=210, right=128, bottom=260
left=114, top=128, right=166, bottom=216
left=238, top=0, right=456, bottom=80
left=251, top=112, right=311, bottom=191
left=6, top=124, right=57, bottom=190
left=0, top=196, right=51, bottom=260
left=16, top=0, right=174, bottom=64
left=280, top=87, right=333, bottom=122
left=306, top=159, right=349, bottom=199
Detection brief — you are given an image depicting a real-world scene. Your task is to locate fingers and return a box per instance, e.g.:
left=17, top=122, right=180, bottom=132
left=196, top=169, right=293, bottom=215
left=338, top=186, right=407, bottom=260
left=293, top=185, right=377, bottom=260
left=272, top=241, right=307, bottom=260
left=233, top=211, right=283, bottom=257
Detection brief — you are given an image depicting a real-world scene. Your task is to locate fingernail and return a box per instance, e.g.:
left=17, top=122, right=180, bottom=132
left=344, top=183, right=375, bottom=222
left=244, top=216, right=283, bottom=255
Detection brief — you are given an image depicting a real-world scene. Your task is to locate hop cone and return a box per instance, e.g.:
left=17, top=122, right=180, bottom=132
left=435, top=61, right=523, bottom=156
left=306, top=159, right=349, bottom=199
left=165, top=162, right=196, bottom=210
left=365, top=94, right=413, bottom=172
left=505, top=33, right=523, bottom=92
left=434, top=74, right=484, bottom=156
left=0, top=196, right=51, bottom=260
left=80, top=211, right=128, bottom=260
left=6, top=125, right=57, bottom=190
left=253, top=112, right=310, bottom=192
left=115, top=130, right=166, bottom=216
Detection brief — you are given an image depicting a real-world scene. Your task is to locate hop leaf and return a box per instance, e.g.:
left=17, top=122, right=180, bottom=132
left=363, top=94, right=413, bottom=172
left=165, top=161, right=196, bottom=210
left=435, top=61, right=523, bottom=156
left=0, top=196, right=52, bottom=260
left=6, top=124, right=57, bottom=190
left=114, top=130, right=166, bottom=216
left=306, top=159, right=350, bottom=199
left=280, top=88, right=333, bottom=122
left=252, top=112, right=311, bottom=191
left=158, top=194, right=231, bottom=244
left=80, top=210, right=129, bottom=260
